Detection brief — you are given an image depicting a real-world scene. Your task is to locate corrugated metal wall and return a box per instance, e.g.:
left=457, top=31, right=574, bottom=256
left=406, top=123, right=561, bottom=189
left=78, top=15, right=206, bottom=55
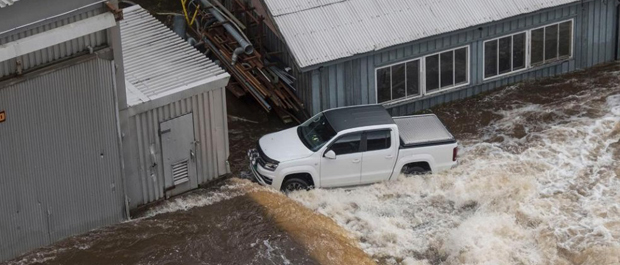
left=270, top=0, right=616, bottom=115
left=0, top=57, right=125, bottom=261
left=0, top=5, right=108, bottom=78
left=124, top=87, right=229, bottom=208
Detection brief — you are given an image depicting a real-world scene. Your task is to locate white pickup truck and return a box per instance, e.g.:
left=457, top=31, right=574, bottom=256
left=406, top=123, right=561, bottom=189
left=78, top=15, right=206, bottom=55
left=248, top=105, right=458, bottom=192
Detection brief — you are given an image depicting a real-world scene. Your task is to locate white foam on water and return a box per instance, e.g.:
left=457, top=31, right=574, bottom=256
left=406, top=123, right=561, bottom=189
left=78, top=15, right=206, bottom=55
left=290, top=79, right=620, bottom=264
left=138, top=179, right=270, bottom=219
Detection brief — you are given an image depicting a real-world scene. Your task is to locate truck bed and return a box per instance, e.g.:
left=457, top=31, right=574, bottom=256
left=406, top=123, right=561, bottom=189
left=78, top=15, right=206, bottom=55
left=393, top=114, right=456, bottom=148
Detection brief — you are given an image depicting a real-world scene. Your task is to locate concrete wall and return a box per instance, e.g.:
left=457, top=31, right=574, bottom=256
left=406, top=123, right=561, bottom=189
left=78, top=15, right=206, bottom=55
left=0, top=56, right=125, bottom=261
left=263, top=0, right=617, bottom=115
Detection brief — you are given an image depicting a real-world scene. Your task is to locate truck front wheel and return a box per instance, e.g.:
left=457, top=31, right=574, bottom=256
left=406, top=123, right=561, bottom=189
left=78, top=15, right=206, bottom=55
left=281, top=178, right=310, bottom=193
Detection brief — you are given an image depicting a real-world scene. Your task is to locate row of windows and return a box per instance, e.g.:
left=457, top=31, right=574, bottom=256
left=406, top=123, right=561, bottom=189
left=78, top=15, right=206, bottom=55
left=376, top=19, right=574, bottom=104
left=376, top=47, right=469, bottom=103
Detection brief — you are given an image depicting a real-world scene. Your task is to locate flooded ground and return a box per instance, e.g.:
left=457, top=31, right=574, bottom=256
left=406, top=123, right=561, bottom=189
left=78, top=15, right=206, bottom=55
left=226, top=91, right=290, bottom=175
left=5, top=62, right=620, bottom=265
left=289, top=63, right=620, bottom=264
left=5, top=181, right=317, bottom=265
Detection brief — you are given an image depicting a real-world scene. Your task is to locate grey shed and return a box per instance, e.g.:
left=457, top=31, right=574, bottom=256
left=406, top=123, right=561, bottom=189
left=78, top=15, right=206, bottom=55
left=120, top=5, right=231, bottom=209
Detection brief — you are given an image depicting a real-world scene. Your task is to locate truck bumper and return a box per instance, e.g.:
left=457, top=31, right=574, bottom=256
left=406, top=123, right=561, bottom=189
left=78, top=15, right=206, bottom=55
left=247, top=149, right=275, bottom=187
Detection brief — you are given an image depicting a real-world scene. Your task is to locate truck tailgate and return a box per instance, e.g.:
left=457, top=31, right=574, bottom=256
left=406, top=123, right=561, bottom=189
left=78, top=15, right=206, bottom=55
left=394, top=114, right=455, bottom=147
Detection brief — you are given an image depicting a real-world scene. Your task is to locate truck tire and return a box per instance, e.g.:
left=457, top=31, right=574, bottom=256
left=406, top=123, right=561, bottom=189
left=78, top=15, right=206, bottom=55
left=281, top=178, right=310, bottom=193
left=403, top=165, right=428, bottom=175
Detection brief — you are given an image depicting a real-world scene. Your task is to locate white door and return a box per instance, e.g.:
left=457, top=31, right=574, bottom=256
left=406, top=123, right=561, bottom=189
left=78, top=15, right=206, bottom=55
left=361, top=130, right=398, bottom=184
left=160, top=113, right=197, bottom=197
left=320, top=132, right=363, bottom=187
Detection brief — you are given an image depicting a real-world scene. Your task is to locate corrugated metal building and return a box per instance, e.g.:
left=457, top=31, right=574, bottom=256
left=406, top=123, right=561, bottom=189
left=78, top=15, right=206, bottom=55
left=1, top=2, right=233, bottom=262
left=120, top=6, right=230, bottom=209
left=0, top=0, right=127, bottom=261
left=253, top=0, right=619, bottom=115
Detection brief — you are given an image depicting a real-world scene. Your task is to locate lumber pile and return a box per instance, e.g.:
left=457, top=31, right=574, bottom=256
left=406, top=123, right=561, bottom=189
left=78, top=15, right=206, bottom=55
left=181, top=0, right=308, bottom=124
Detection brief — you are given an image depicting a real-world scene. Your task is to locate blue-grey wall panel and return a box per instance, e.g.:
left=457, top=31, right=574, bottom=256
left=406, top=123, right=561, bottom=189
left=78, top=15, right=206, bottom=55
left=291, top=0, right=616, bottom=115
left=0, top=57, right=125, bottom=261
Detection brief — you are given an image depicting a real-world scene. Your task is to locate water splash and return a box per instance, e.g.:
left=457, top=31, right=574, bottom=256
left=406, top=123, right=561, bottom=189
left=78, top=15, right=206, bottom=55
left=290, top=74, right=620, bottom=264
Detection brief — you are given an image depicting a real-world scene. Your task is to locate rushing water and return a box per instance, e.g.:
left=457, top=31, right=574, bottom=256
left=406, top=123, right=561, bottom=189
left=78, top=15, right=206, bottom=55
left=5, top=180, right=318, bottom=265
left=289, top=68, right=620, bottom=264
left=6, top=65, right=620, bottom=265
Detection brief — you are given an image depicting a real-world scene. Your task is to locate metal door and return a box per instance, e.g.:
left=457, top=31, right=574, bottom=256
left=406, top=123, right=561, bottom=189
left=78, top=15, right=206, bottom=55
left=320, top=132, right=363, bottom=187
left=160, top=113, right=197, bottom=197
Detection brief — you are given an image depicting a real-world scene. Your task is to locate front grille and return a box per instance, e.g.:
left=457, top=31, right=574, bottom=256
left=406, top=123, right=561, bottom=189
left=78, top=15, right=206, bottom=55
left=257, top=143, right=278, bottom=166
left=256, top=172, right=273, bottom=185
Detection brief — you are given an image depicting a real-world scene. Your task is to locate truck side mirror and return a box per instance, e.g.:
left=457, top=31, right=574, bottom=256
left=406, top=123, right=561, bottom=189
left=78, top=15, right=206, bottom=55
left=324, top=150, right=336, bottom=159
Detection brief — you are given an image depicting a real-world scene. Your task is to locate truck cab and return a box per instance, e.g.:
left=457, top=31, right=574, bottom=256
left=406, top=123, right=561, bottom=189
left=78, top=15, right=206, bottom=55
left=248, top=105, right=458, bottom=192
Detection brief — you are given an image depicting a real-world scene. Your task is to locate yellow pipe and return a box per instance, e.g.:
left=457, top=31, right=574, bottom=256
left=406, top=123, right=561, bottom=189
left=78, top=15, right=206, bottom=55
left=181, top=0, right=190, bottom=25
left=190, top=6, right=199, bottom=26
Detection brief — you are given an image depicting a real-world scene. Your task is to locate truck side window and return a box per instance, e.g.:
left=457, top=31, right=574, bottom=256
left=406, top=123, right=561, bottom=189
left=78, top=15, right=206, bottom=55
left=366, top=130, right=391, bottom=151
left=330, top=133, right=362, bottom=155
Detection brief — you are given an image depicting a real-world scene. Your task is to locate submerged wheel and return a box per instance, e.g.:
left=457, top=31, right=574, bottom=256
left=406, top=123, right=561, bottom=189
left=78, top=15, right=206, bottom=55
left=281, top=178, right=310, bottom=193
left=402, top=165, right=428, bottom=175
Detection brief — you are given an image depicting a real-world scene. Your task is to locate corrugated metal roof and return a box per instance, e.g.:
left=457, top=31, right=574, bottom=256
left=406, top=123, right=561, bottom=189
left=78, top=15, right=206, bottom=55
left=120, top=5, right=228, bottom=107
left=0, top=0, right=18, bottom=8
left=263, top=0, right=580, bottom=69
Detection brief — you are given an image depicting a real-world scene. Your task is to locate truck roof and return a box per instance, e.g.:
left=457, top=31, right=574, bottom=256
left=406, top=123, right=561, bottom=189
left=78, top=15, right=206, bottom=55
left=394, top=114, right=455, bottom=147
left=323, top=105, right=395, bottom=132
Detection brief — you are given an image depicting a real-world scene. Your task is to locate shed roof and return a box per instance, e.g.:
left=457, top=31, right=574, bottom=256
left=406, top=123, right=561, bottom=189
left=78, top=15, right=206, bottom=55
left=0, top=0, right=18, bottom=8
left=120, top=5, right=229, bottom=109
left=262, top=0, right=580, bottom=69
left=324, top=105, right=394, bottom=132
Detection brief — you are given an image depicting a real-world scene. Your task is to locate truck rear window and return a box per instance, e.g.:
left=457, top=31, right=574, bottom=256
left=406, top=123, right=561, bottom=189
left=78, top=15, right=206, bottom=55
left=366, top=130, right=391, bottom=151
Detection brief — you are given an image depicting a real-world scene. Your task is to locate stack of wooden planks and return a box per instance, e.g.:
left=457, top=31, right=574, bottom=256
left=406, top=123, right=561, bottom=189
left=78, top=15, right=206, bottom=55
left=182, top=0, right=308, bottom=124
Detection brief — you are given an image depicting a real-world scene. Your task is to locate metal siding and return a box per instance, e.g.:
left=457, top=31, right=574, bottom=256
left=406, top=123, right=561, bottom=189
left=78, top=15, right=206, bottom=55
left=120, top=6, right=226, bottom=107
left=0, top=7, right=108, bottom=78
left=0, top=58, right=124, bottom=261
left=126, top=88, right=228, bottom=208
left=302, top=0, right=615, bottom=115
left=263, top=0, right=582, bottom=68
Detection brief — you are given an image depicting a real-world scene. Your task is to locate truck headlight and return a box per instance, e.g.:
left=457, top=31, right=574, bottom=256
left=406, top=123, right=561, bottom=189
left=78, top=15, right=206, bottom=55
left=263, top=162, right=279, bottom=171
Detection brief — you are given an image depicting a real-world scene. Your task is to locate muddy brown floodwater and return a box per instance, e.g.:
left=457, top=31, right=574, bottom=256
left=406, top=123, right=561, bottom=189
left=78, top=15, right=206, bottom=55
left=6, top=190, right=317, bottom=265
left=290, top=63, right=620, bottom=264
left=5, top=56, right=620, bottom=264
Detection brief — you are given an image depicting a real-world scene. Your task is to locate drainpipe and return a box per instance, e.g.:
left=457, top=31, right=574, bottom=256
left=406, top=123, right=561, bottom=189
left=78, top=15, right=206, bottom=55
left=195, top=0, right=254, bottom=65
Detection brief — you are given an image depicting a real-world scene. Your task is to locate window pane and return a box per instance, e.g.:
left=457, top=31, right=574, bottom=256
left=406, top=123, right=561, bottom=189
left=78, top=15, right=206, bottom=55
left=376, top=67, right=391, bottom=103
left=440, top=51, right=454, bottom=88
left=559, top=21, right=572, bottom=57
left=366, top=130, right=391, bottom=151
left=531, top=28, right=545, bottom=65
left=498, top=36, right=512, bottom=75
left=484, top=40, right=498, bottom=78
left=454, top=47, right=468, bottom=84
left=406, top=60, right=420, bottom=97
left=426, top=55, right=440, bottom=92
left=545, top=24, right=559, bottom=61
left=513, top=33, right=526, bottom=70
left=391, top=64, right=406, bottom=100
left=331, top=133, right=362, bottom=155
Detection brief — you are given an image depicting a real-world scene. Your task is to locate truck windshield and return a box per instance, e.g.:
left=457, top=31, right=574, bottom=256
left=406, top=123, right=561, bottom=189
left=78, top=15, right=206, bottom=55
left=297, top=113, right=337, bottom=151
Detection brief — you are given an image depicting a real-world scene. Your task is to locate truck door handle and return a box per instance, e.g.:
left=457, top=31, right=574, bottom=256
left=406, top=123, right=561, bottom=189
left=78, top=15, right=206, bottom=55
left=385, top=155, right=394, bottom=159
left=352, top=159, right=361, bottom=163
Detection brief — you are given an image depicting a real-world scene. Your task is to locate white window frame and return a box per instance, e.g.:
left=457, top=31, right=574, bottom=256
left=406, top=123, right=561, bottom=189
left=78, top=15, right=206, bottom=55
left=482, top=30, right=529, bottom=81
left=374, top=57, right=423, bottom=104
left=375, top=45, right=470, bottom=104
left=422, top=45, right=471, bottom=96
left=528, top=18, right=575, bottom=68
